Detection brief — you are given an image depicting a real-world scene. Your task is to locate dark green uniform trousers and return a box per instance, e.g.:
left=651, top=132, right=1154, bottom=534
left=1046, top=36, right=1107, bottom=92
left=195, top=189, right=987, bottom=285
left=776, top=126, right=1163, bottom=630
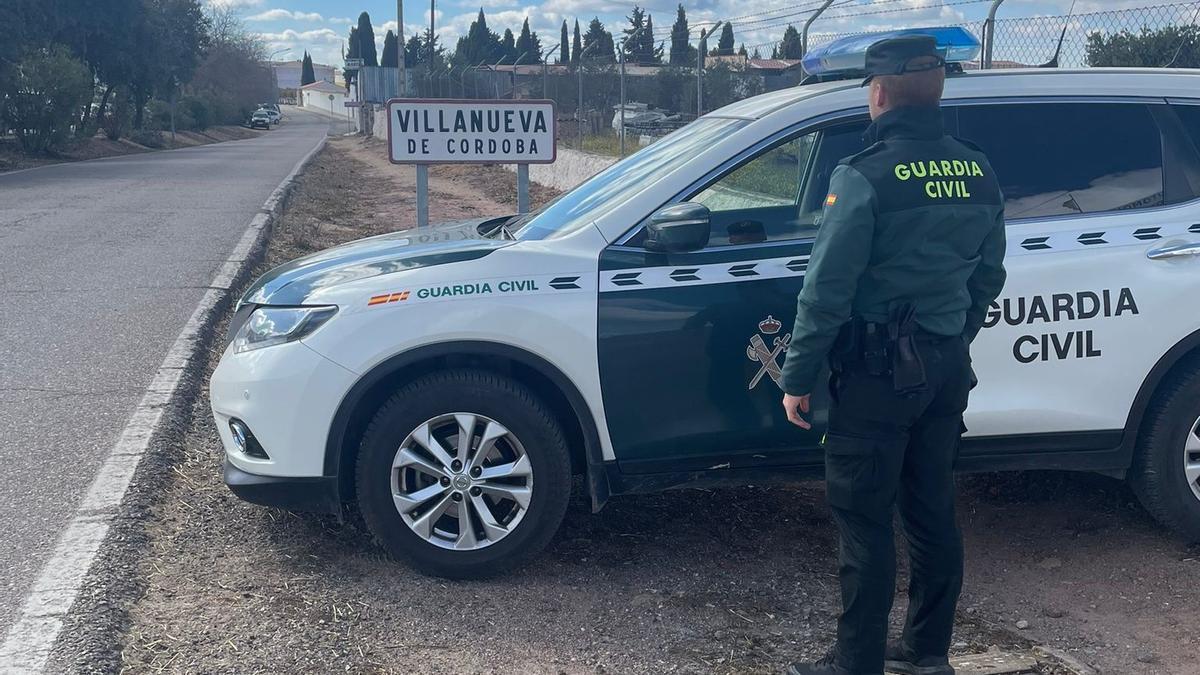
left=823, top=335, right=971, bottom=674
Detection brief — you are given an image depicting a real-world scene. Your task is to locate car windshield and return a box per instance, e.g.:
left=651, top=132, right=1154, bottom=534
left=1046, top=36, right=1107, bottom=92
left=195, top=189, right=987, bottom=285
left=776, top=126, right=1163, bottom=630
left=513, top=117, right=749, bottom=241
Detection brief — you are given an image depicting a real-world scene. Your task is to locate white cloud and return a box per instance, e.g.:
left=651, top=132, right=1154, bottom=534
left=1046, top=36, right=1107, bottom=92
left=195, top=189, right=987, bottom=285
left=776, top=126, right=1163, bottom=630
left=247, top=9, right=323, bottom=22
left=329, top=16, right=354, bottom=26
left=204, top=0, right=264, bottom=9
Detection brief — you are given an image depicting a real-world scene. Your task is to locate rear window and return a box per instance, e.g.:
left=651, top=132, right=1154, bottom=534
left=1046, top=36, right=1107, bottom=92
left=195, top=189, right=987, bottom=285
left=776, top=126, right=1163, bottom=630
left=957, top=103, right=1165, bottom=219
left=1174, top=103, right=1200, bottom=152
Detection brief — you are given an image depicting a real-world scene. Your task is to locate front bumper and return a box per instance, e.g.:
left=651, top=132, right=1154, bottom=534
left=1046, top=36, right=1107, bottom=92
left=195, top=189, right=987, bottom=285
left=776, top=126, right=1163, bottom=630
left=223, top=460, right=340, bottom=514
left=211, top=335, right=358, bottom=479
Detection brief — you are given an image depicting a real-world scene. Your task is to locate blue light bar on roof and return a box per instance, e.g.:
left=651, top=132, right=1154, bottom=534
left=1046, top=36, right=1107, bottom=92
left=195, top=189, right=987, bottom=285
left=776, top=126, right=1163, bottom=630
left=802, top=26, right=981, bottom=76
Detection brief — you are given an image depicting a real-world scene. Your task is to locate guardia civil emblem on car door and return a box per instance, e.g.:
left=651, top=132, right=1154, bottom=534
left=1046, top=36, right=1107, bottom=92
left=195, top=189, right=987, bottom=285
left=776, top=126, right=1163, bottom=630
left=747, top=315, right=791, bottom=390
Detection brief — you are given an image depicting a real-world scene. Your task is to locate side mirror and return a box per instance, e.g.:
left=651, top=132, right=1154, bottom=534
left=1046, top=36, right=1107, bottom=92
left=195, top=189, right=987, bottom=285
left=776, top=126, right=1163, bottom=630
left=645, top=202, right=711, bottom=253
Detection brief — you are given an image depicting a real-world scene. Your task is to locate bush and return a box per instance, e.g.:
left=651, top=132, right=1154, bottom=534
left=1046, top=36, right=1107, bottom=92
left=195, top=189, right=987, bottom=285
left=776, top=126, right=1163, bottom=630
left=101, top=92, right=131, bottom=140
left=180, top=95, right=211, bottom=130
left=129, top=128, right=165, bottom=148
left=0, top=46, right=93, bottom=154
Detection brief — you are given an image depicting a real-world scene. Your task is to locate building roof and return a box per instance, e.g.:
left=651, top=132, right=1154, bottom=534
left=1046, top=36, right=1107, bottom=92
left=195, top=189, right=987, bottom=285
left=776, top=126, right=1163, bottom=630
left=300, top=80, right=344, bottom=94
left=748, top=59, right=804, bottom=72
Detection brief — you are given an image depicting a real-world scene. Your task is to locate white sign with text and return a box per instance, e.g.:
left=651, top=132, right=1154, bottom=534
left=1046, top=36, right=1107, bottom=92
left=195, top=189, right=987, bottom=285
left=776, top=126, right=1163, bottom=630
left=386, top=99, right=557, bottom=165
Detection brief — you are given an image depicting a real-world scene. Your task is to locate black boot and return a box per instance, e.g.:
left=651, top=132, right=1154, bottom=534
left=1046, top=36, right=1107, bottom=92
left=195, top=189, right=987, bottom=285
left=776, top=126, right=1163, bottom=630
left=786, top=652, right=880, bottom=675
left=883, top=641, right=954, bottom=675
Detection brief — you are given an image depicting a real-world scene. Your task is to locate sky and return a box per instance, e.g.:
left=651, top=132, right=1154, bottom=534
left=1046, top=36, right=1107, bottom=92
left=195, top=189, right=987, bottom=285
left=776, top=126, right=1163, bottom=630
left=204, top=0, right=1196, bottom=68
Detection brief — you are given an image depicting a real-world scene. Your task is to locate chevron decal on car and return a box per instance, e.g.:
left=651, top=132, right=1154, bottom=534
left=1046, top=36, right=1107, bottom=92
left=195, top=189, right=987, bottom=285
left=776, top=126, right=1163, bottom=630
left=1009, top=222, right=1198, bottom=257
left=1021, top=236, right=1051, bottom=251
left=1133, top=227, right=1161, bottom=240
left=1078, top=232, right=1107, bottom=245
left=601, top=255, right=808, bottom=292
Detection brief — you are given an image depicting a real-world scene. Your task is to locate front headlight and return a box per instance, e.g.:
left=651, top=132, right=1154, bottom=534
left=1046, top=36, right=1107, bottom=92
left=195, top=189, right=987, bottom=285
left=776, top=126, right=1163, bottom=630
left=233, top=306, right=337, bottom=354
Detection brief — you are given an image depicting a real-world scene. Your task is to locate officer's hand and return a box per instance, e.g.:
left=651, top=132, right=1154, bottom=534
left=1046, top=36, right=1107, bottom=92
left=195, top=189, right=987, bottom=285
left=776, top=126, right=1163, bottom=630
left=782, top=393, right=811, bottom=429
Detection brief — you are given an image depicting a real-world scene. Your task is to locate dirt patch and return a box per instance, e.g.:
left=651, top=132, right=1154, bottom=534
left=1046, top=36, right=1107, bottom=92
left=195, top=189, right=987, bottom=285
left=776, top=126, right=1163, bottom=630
left=0, top=125, right=261, bottom=174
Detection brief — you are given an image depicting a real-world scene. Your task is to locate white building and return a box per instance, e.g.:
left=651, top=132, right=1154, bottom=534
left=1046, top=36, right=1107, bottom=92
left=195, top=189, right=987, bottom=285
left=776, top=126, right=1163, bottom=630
left=299, top=80, right=348, bottom=116
left=271, top=60, right=337, bottom=90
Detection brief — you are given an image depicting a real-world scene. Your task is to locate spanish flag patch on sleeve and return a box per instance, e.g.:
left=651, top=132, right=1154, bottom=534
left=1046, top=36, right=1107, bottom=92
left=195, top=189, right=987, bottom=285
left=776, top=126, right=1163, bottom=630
left=824, top=193, right=838, bottom=207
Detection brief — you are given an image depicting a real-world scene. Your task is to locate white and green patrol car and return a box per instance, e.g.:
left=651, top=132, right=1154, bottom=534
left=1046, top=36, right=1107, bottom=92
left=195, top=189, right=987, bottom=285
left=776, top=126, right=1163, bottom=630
left=213, top=66, right=1200, bottom=578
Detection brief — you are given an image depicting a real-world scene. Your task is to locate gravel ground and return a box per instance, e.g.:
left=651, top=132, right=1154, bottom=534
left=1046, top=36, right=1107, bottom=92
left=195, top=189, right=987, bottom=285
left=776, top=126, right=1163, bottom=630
left=50, top=137, right=1200, bottom=674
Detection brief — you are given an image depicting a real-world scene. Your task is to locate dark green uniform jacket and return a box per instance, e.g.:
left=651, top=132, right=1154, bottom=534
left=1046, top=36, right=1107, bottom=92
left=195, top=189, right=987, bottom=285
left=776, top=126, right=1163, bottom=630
left=780, top=105, right=1007, bottom=396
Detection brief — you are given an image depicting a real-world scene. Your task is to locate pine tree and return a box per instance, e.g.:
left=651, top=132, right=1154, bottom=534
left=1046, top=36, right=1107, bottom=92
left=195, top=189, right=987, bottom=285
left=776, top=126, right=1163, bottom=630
left=752, top=46, right=762, bottom=59
left=381, top=30, right=398, bottom=67
left=571, top=19, right=582, bottom=64
left=623, top=7, right=646, bottom=64
left=559, top=21, right=569, bottom=63
left=301, top=51, right=316, bottom=84
left=501, top=28, right=516, bottom=62
left=669, top=4, right=696, bottom=66
left=515, top=19, right=541, bottom=64
left=717, top=23, right=735, bottom=56
left=356, top=12, right=378, bottom=66
left=404, top=32, right=424, bottom=67
left=583, top=18, right=615, bottom=63
left=780, top=25, right=802, bottom=60
left=455, top=9, right=502, bottom=66
left=642, top=14, right=661, bottom=64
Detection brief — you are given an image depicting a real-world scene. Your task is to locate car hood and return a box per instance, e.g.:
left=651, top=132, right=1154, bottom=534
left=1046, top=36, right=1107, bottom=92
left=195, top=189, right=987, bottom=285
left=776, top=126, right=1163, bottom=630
left=241, top=215, right=514, bottom=306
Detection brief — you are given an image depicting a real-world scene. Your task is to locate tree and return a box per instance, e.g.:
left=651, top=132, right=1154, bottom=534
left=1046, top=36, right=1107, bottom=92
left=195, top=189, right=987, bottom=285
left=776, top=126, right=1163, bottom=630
left=2, top=46, right=94, bottom=153
left=717, top=23, right=735, bottom=56
left=454, top=9, right=501, bottom=66
left=571, top=19, right=582, bottom=65
left=514, top=19, right=541, bottom=64
left=559, top=21, right=569, bottom=63
left=501, top=28, right=516, bottom=63
left=404, top=31, right=424, bottom=67
left=641, top=14, right=661, bottom=64
left=1086, top=25, right=1200, bottom=68
left=669, top=4, right=696, bottom=66
left=779, top=25, right=802, bottom=60
left=380, top=30, right=398, bottom=68
left=752, top=46, right=761, bottom=59
left=738, top=43, right=748, bottom=57
left=623, top=6, right=646, bottom=62
left=356, top=12, right=378, bottom=67
left=301, top=51, right=316, bottom=84
left=582, top=17, right=615, bottom=63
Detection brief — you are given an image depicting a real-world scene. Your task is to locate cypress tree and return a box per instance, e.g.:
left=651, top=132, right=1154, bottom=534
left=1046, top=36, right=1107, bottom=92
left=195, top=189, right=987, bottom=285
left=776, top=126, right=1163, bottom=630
left=559, top=21, right=569, bottom=63
left=356, top=12, right=378, bottom=66
left=300, top=51, right=316, bottom=84
left=380, top=30, right=399, bottom=67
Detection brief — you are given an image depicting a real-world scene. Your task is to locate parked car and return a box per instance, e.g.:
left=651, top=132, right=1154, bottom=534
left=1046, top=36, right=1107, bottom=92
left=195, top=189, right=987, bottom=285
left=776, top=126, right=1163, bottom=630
left=257, top=107, right=281, bottom=125
left=248, top=111, right=271, bottom=130
left=213, top=64, right=1200, bottom=579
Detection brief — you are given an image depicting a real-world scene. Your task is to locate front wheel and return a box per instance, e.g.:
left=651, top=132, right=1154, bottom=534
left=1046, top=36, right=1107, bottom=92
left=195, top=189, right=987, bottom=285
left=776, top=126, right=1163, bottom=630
left=355, top=370, right=572, bottom=578
left=1130, top=360, right=1200, bottom=543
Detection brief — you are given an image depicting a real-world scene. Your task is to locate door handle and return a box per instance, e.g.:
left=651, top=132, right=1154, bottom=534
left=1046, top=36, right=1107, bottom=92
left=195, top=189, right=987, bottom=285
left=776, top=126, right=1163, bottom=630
left=1146, top=241, right=1200, bottom=260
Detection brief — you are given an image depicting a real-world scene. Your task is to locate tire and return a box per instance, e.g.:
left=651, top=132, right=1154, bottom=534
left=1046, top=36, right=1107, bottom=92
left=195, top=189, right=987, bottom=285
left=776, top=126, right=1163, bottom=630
left=355, top=369, right=572, bottom=578
left=1130, top=359, right=1200, bottom=543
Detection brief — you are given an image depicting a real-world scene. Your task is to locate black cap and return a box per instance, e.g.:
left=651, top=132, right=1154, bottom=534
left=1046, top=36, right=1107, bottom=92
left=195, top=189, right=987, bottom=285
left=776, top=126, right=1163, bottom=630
left=861, top=34, right=946, bottom=86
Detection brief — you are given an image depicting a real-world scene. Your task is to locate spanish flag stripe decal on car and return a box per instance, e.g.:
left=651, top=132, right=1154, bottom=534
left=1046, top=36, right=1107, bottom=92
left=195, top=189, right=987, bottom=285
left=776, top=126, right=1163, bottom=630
left=825, top=193, right=838, bottom=207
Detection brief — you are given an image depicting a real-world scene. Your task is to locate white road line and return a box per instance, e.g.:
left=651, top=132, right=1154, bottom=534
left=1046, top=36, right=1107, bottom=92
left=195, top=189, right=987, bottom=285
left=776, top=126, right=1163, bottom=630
left=0, top=135, right=328, bottom=674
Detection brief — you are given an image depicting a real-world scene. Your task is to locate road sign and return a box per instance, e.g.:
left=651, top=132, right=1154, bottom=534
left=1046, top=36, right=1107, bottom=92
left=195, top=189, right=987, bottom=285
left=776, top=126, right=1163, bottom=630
left=345, top=100, right=363, bottom=108
left=386, top=99, right=557, bottom=165
left=345, top=58, right=364, bottom=69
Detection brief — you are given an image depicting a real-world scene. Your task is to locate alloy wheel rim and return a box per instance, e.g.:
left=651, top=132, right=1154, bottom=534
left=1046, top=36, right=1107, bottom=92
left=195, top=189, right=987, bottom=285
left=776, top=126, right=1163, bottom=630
left=1186, top=414, right=1200, bottom=502
left=390, top=413, right=533, bottom=550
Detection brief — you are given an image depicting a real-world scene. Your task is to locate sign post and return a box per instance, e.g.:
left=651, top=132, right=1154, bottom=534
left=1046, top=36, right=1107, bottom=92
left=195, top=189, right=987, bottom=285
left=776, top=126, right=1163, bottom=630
left=386, top=99, right=557, bottom=228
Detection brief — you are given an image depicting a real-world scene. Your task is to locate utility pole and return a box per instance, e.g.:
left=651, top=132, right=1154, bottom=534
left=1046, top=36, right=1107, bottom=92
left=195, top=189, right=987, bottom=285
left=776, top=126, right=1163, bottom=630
left=429, top=0, right=436, bottom=72
left=696, top=21, right=722, bottom=117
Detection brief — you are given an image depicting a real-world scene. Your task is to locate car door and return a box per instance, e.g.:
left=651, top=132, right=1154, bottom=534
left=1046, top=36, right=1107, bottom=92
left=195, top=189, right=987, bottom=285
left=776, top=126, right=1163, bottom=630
left=953, top=99, right=1200, bottom=456
left=597, top=117, right=871, bottom=474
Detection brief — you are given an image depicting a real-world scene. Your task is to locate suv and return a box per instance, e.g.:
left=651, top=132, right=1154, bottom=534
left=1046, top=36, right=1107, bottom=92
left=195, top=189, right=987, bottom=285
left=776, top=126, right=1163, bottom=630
left=213, top=68, right=1200, bottom=578
left=248, top=110, right=271, bottom=130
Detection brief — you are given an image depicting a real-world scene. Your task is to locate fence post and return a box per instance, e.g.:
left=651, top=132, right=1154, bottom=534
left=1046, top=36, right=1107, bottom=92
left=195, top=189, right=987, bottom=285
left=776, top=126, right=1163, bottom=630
left=983, top=0, right=1006, bottom=69
left=801, top=0, right=836, bottom=70
left=697, top=21, right=723, bottom=116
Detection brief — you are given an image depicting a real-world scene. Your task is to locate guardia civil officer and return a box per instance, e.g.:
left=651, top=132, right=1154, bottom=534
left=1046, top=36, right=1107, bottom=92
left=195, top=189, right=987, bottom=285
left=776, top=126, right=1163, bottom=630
left=779, top=35, right=1007, bottom=675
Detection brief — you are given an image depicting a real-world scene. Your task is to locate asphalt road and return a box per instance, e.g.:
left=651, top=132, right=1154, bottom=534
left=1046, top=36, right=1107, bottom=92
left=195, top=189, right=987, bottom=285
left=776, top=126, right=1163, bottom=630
left=0, top=110, right=333, bottom=638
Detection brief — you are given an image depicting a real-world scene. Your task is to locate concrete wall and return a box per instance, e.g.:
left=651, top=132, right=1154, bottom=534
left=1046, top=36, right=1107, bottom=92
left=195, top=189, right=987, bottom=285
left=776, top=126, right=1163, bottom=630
left=503, top=148, right=617, bottom=193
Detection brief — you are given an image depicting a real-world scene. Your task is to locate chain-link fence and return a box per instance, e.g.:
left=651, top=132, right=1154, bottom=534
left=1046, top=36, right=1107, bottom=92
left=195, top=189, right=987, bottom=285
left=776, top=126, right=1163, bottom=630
left=376, top=2, right=1199, bottom=158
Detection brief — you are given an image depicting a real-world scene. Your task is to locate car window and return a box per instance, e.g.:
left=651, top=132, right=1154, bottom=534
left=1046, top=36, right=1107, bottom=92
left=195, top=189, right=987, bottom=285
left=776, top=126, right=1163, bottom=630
left=513, top=117, right=748, bottom=241
left=1174, top=103, right=1200, bottom=152
left=957, top=103, right=1165, bottom=219
left=677, top=120, right=869, bottom=248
